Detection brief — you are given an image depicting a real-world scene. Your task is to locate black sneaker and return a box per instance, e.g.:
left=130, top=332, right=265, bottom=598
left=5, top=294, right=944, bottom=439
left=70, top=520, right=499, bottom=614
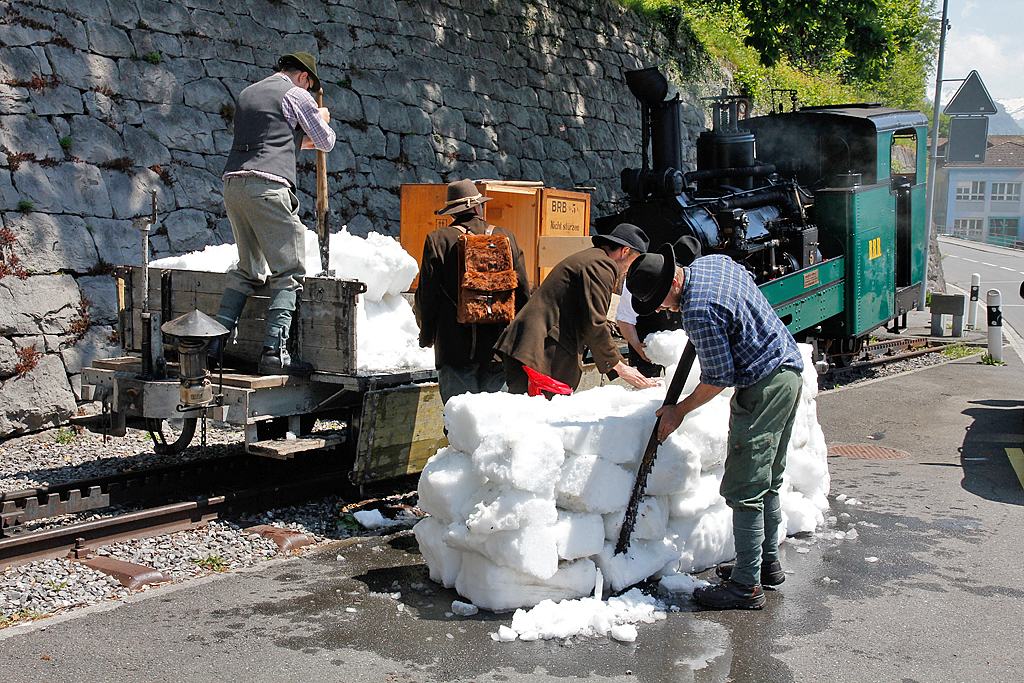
left=715, top=560, right=786, bottom=586
left=693, top=579, right=766, bottom=610
left=258, top=348, right=313, bottom=376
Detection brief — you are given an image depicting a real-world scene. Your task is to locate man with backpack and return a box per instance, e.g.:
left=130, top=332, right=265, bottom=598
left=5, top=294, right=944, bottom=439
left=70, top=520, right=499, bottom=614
left=414, top=179, right=531, bottom=404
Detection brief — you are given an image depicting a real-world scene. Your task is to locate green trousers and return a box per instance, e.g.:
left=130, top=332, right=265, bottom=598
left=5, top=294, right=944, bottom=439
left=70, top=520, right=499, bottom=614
left=222, top=176, right=307, bottom=350
left=720, top=364, right=802, bottom=587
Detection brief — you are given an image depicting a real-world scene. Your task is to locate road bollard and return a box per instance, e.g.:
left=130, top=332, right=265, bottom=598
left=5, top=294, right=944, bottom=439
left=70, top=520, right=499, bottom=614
left=968, top=273, right=980, bottom=329
left=987, top=289, right=1002, bottom=363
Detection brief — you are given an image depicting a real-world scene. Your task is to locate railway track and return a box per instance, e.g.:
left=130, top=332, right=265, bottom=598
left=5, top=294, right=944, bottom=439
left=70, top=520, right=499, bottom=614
left=0, top=469, right=348, bottom=567
left=0, top=448, right=356, bottom=568
left=823, top=337, right=982, bottom=380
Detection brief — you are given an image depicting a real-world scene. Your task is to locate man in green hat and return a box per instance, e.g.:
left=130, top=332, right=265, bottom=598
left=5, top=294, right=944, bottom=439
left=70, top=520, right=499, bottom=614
left=212, top=51, right=335, bottom=375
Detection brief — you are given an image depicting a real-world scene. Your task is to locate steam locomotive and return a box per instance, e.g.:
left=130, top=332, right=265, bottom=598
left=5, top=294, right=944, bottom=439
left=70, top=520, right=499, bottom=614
left=596, top=68, right=930, bottom=366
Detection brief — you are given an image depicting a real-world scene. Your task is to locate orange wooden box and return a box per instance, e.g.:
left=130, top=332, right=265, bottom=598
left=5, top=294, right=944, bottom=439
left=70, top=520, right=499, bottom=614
left=399, top=182, right=592, bottom=291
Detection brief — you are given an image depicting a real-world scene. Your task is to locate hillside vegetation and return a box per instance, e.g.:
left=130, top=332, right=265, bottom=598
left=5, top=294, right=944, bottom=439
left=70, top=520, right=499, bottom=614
left=621, top=0, right=937, bottom=112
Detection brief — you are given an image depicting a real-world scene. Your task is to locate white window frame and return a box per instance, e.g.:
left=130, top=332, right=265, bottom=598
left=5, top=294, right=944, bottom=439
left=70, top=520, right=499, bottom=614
left=956, top=180, right=986, bottom=201
left=990, top=182, right=1021, bottom=202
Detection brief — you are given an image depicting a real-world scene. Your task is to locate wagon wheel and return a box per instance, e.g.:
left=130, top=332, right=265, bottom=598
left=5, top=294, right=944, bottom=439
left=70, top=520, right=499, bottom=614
left=146, top=417, right=198, bottom=455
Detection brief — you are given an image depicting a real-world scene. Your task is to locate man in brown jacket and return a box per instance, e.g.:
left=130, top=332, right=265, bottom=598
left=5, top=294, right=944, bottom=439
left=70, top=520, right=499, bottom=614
left=415, top=180, right=531, bottom=404
left=495, top=223, right=660, bottom=394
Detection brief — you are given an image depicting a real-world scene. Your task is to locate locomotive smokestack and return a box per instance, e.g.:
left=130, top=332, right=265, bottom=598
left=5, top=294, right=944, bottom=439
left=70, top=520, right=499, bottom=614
left=625, top=68, right=684, bottom=175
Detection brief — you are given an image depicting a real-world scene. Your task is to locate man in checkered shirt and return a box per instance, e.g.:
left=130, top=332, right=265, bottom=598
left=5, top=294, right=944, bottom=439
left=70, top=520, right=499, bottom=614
left=212, top=52, right=336, bottom=375
left=627, top=245, right=804, bottom=610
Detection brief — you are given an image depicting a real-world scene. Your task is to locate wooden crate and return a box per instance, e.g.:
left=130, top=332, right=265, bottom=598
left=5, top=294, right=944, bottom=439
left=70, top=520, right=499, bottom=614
left=117, top=266, right=363, bottom=375
left=400, top=182, right=592, bottom=291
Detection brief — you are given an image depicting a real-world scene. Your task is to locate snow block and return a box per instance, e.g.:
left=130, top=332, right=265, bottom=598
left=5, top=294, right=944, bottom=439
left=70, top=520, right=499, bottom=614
left=557, top=454, right=633, bottom=514
left=552, top=511, right=606, bottom=560
left=417, top=448, right=486, bottom=523
left=454, top=553, right=597, bottom=612
left=413, top=517, right=462, bottom=587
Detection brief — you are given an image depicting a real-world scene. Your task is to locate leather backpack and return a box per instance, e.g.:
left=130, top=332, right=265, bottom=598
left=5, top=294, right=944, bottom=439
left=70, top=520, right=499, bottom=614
left=456, top=227, right=517, bottom=325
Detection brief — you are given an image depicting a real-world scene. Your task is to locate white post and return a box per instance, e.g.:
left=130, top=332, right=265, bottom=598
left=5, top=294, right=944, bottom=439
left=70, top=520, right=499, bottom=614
left=968, top=273, right=980, bottom=329
left=987, top=289, right=1002, bottom=363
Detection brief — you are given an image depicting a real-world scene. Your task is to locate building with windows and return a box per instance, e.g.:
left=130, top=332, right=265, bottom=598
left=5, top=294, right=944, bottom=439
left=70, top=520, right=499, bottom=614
left=939, top=136, right=1024, bottom=246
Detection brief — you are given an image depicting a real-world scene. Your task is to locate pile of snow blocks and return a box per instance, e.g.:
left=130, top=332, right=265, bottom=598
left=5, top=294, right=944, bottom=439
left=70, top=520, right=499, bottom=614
left=414, top=335, right=829, bottom=611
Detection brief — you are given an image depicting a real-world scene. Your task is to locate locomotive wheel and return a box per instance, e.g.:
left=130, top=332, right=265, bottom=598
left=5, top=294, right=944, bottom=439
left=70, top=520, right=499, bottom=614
left=147, top=417, right=198, bottom=455
left=830, top=338, right=864, bottom=368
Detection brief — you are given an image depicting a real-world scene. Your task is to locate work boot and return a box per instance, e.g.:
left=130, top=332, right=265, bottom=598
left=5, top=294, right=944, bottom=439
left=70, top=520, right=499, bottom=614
left=715, top=560, right=786, bottom=587
left=693, top=579, right=766, bottom=610
left=258, top=346, right=313, bottom=376
left=209, top=288, right=248, bottom=365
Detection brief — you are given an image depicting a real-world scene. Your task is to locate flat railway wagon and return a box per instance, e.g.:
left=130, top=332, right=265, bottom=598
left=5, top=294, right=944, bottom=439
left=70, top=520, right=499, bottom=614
left=77, top=265, right=446, bottom=489
left=598, top=69, right=930, bottom=366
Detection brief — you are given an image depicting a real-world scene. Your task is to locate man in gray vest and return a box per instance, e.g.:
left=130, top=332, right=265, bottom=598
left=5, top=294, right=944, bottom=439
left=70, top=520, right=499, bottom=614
left=212, top=51, right=336, bottom=375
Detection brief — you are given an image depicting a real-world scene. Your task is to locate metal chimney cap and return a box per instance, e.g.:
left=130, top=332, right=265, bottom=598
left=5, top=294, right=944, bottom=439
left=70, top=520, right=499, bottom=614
left=625, top=68, right=669, bottom=105
left=161, top=309, right=229, bottom=338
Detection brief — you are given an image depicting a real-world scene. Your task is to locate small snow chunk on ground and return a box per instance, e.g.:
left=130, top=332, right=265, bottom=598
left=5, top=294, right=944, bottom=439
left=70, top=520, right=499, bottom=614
left=491, top=625, right=518, bottom=642
left=451, top=600, right=479, bottom=616
left=610, top=624, right=638, bottom=642
left=659, top=573, right=710, bottom=596
left=353, top=509, right=386, bottom=529
left=865, top=556, right=879, bottom=563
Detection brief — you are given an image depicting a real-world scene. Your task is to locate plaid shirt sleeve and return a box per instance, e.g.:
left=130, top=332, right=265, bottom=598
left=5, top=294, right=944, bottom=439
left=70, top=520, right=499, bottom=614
left=282, top=86, right=336, bottom=152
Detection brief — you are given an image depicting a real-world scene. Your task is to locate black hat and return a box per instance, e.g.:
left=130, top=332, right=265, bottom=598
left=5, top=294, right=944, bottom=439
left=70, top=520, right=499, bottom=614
left=278, top=52, right=320, bottom=92
left=672, top=235, right=701, bottom=266
left=627, top=242, right=677, bottom=316
left=592, top=223, right=649, bottom=253
left=436, top=179, right=492, bottom=216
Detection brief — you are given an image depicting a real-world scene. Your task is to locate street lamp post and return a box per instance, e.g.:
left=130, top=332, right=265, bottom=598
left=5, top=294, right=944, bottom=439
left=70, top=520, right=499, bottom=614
left=921, top=0, right=950, bottom=310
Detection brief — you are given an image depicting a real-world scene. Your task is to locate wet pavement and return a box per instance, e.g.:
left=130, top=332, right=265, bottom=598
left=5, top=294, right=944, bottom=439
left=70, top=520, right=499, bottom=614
left=2, top=313, right=1023, bottom=682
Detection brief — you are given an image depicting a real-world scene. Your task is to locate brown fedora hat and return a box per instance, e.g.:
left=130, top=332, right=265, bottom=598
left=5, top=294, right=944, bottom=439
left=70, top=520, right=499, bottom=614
left=627, top=242, right=676, bottom=316
left=278, top=52, right=320, bottom=92
left=436, top=179, right=492, bottom=216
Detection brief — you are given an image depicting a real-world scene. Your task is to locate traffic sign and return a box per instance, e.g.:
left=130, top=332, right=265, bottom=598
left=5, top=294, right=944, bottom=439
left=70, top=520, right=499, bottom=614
left=946, top=117, right=989, bottom=163
left=943, top=70, right=998, bottom=115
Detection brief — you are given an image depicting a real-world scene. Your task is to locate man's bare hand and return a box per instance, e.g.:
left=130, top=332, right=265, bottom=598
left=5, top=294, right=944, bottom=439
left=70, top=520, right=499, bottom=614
left=636, top=343, right=651, bottom=363
left=613, top=360, right=661, bottom=390
left=655, top=403, right=686, bottom=442
left=318, top=107, right=330, bottom=124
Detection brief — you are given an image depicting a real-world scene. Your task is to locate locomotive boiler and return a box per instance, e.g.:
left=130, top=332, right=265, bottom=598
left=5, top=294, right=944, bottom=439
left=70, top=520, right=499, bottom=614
left=597, top=68, right=930, bottom=365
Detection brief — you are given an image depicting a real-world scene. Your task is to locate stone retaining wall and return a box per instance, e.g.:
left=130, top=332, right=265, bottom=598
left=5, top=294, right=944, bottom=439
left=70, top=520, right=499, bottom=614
left=0, top=0, right=710, bottom=436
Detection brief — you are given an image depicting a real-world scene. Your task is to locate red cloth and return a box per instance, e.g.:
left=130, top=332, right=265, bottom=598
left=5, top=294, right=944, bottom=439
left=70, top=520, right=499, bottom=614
left=523, top=366, right=573, bottom=397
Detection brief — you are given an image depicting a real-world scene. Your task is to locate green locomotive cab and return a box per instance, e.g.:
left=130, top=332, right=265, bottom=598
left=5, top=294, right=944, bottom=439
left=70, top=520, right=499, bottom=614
left=746, top=106, right=929, bottom=346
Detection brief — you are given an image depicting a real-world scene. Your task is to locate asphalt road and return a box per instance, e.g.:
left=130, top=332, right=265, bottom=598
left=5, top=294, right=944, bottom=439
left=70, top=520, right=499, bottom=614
left=938, top=235, right=1024, bottom=336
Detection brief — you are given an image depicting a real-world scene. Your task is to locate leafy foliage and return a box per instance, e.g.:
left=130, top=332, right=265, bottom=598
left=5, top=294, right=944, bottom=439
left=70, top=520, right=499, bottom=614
left=620, top=0, right=937, bottom=110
